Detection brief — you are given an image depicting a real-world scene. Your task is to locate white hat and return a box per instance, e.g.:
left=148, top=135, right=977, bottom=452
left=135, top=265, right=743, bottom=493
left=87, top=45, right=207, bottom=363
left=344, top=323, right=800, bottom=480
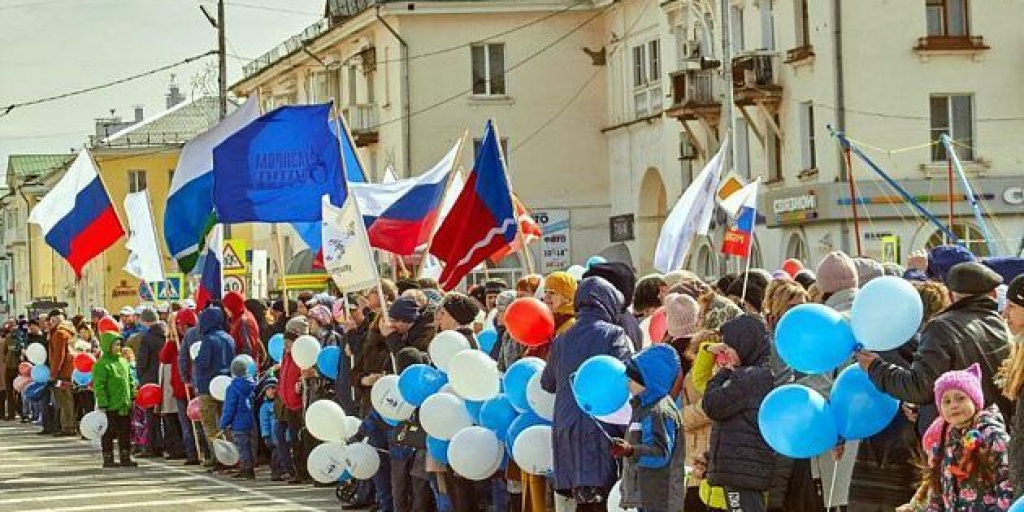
left=156, top=302, right=170, bottom=313
left=119, top=306, right=135, bottom=316
left=183, top=298, right=196, bottom=309
left=134, top=305, right=146, bottom=315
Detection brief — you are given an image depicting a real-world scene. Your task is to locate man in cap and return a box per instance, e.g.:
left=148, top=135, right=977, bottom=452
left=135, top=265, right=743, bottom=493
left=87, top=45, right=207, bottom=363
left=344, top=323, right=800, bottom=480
left=856, top=261, right=1012, bottom=420
left=135, top=307, right=166, bottom=457
left=121, top=306, right=145, bottom=340
left=483, top=280, right=508, bottom=313
left=381, top=296, right=436, bottom=355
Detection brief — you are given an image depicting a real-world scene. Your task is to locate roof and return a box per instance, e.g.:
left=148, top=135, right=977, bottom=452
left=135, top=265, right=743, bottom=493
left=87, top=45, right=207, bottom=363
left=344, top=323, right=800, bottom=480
left=98, top=96, right=223, bottom=148
left=6, top=154, right=75, bottom=179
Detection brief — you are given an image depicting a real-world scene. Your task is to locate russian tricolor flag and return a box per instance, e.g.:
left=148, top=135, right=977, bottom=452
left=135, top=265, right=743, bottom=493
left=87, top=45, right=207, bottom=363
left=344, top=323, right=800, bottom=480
left=195, top=224, right=224, bottom=310
left=721, top=178, right=760, bottom=258
left=27, top=149, right=124, bottom=279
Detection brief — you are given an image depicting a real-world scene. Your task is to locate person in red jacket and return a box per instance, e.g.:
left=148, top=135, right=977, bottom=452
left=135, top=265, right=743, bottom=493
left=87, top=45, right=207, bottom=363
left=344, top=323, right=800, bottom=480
left=161, top=309, right=202, bottom=465
left=222, top=292, right=268, bottom=368
left=278, top=316, right=310, bottom=485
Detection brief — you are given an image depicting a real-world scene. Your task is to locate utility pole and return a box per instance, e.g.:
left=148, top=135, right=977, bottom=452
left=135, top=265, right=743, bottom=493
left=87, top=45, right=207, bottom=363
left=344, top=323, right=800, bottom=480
left=217, top=0, right=227, bottom=120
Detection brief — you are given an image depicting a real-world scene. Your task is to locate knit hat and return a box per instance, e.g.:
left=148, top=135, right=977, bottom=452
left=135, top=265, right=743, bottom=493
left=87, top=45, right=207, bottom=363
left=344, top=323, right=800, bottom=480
left=230, top=356, right=250, bottom=378
left=544, top=272, right=577, bottom=304
left=853, top=258, right=884, bottom=286
left=1008, top=275, right=1024, bottom=308
left=388, top=297, right=421, bottom=324
left=440, top=293, right=480, bottom=326
left=794, top=269, right=816, bottom=290
left=175, top=308, right=198, bottom=329
left=702, top=294, right=742, bottom=331
left=816, top=252, right=859, bottom=294
left=946, top=262, right=1003, bottom=295
left=623, top=357, right=645, bottom=386
left=285, top=316, right=310, bottom=336
left=664, top=293, right=699, bottom=339
left=933, top=363, right=985, bottom=411
left=308, top=304, right=333, bottom=326
left=928, top=245, right=976, bottom=282
left=583, top=262, right=636, bottom=307
left=139, top=308, right=159, bottom=324
left=423, top=289, right=444, bottom=308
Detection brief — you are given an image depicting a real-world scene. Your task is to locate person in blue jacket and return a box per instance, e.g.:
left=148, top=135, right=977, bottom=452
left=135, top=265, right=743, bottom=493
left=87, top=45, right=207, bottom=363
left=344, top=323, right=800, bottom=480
left=258, top=378, right=290, bottom=481
left=220, top=355, right=256, bottom=480
left=194, top=306, right=235, bottom=470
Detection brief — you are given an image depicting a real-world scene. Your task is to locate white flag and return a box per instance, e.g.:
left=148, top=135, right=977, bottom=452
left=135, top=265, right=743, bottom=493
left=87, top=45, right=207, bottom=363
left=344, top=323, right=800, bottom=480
left=123, top=191, right=165, bottom=282
left=653, top=137, right=729, bottom=273
left=322, top=195, right=379, bottom=292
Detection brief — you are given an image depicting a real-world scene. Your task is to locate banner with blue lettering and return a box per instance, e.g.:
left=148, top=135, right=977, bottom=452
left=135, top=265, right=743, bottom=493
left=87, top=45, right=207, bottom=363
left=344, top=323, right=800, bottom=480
left=212, top=103, right=344, bottom=223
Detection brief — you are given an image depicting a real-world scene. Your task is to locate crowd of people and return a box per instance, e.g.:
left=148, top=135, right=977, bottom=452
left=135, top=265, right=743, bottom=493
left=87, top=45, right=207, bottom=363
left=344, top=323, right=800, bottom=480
left=0, top=244, right=1022, bottom=512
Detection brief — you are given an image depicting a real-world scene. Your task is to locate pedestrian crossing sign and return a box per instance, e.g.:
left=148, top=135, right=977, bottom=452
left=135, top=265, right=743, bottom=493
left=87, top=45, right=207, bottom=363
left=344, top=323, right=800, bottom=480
left=158, top=274, right=184, bottom=300
left=223, top=239, right=248, bottom=276
left=138, top=281, right=155, bottom=301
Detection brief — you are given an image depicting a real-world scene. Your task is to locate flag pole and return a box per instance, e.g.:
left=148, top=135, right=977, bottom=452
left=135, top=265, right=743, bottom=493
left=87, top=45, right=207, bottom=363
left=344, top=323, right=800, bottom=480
left=272, top=224, right=289, bottom=316
left=491, top=120, right=526, bottom=281
left=418, top=132, right=468, bottom=278
left=739, top=178, right=760, bottom=306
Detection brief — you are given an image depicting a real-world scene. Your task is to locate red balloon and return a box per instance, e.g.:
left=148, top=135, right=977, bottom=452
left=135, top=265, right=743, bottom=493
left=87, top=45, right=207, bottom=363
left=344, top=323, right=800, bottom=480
left=97, top=316, right=121, bottom=335
left=649, top=308, right=668, bottom=342
left=18, top=362, right=32, bottom=377
left=136, top=383, right=161, bottom=408
left=505, top=298, right=555, bottom=347
left=74, top=353, right=96, bottom=373
left=186, top=397, right=202, bottom=421
left=782, top=259, right=804, bottom=277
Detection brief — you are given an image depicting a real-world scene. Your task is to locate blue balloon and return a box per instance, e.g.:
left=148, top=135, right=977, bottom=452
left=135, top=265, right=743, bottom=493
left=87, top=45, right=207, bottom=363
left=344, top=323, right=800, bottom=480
left=317, top=346, right=341, bottom=380
left=851, top=276, right=924, bottom=351
left=478, top=330, right=499, bottom=354
left=71, top=369, right=92, bottom=386
left=585, top=255, right=607, bottom=269
left=503, top=357, right=544, bottom=413
left=479, top=394, right=519, bottom=441
left=572, top=355, right=629, bottom=416
left=830, top=364, right=899, bottom=440
left=758, top=384, right=838, bottom=459
left=24, top=381, right=48, bottom=402
left=427, top=436, right=450, bottom=464
left=464, top=399, right=484, bottom=423
left=382, top=416, right=400, bottom=427
left=268, top=334, right=284, bottom=363
left=505, top=412, right=548, bottom=458
left=1011, top=496, right=1024, bottom=512
left=31, top=364, right=50, bottom=384
left=775, top=304, right=856, bottom=374
left=397, top=364, right=447, bottom=407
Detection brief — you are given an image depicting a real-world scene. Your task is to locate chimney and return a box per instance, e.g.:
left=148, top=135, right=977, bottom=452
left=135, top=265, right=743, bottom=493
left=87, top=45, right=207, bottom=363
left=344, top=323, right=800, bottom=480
left=166, top=74, right=186, bottom=109
left=134, top=105, right=144, bottom=123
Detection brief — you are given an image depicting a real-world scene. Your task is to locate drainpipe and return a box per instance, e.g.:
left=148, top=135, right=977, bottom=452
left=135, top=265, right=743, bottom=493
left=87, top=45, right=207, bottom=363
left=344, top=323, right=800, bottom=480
left=16, top=186, right=34, bottom=305
left=833, top=0, right=850, bottom=254
left=376, top=5, right=412, bottom=178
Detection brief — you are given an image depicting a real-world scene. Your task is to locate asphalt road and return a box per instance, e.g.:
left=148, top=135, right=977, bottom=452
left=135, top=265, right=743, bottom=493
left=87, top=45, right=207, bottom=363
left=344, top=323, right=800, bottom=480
left=0, top=421, right=356, bottom=512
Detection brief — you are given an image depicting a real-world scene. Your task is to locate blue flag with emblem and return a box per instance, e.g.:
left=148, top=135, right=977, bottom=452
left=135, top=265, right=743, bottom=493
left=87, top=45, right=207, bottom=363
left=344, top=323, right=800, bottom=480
left=212, top=103, right=344, bottom=224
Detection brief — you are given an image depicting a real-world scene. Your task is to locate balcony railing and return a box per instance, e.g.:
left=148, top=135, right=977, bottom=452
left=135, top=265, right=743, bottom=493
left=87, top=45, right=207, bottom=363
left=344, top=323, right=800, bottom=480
left=342, top=104, right=379, bottom=147
left=731, top=51, right=782, bottom=107
left=243, top=18, right=331, bottom=79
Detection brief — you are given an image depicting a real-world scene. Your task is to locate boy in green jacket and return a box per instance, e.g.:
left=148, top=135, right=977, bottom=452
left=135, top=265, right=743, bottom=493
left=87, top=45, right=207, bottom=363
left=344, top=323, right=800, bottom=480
left=92, top=331, right=138, bottom=468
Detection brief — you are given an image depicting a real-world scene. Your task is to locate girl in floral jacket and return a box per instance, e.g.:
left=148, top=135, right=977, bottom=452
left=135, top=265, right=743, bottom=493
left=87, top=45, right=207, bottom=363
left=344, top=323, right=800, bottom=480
left=916, top=364, right=1013, bottom=511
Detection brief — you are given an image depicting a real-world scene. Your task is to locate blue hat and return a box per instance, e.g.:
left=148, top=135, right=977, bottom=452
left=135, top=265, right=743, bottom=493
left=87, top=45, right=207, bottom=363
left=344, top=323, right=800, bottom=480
left=928, top=245, right=976, bottom=282
left=388, top=297, right=420, bottom=323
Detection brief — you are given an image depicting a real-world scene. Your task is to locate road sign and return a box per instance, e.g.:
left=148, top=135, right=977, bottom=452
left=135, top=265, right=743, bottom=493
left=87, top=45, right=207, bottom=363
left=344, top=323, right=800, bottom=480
left=223, top=239, right=248, bottom=276
left=138, top=281, right=155, bottom=301
left=160, top=274, right=184, bottom=300
left=223, top=275, right=246, bottom=295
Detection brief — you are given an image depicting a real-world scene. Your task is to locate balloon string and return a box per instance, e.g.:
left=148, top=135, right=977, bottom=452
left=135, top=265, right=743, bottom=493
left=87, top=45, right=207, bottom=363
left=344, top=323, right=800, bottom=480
left=827, top=458, right=839, bottom=510
left=568, top=372, right=615, bottom=442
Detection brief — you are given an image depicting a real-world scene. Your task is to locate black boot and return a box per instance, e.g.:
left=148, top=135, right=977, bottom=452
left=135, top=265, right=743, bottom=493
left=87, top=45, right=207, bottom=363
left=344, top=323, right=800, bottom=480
left=232, top=468, right=256, bottom=480
left=119, top=448, right=139, bottom=468
left=102, top=450, right=116, bottom=468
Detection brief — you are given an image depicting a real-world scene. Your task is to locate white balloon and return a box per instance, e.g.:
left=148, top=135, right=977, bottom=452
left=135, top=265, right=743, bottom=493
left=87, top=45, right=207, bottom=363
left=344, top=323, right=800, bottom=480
left=209, top=375, right=231, bottom=401
left=345, top=441, right=381, bottom=479
left=596, top=402, right=633, bottom=426
left=428, top=330, right=472, bottom=374
left=607, top=480, right=632, bottom=512
left=371, top=375, right=415, bottom=421
left=448, top=350, right=500, bottom=401
left=81, top=410, right=108, bottom=441
left=526, top=373, right=555, bottom=421
left=512, top=425, right=553, bottom=475
left=306, top=400, right=348, bottom=442
left=212, top=439, right=240, bottom=466
left=341, top=416, right=363, bottom=440
left=307, top=441, right=349, bottom=483
left=292, top=335, right=322, bottom=369
left=420, top=392, right=473, bottom=441
left=448, top=426, right=504, bottom=481
left=189, top=342, right=201, bottom=361
left=25, top=343, right=47, bottom=365
left=566, top=265, right=586, bottom=282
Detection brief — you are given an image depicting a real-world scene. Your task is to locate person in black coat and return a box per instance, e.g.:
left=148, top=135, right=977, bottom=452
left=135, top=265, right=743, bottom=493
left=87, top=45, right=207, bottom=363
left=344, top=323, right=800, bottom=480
left=702, top=314, right=775, bottom=512
left=135, top=308, right=167, bottom=457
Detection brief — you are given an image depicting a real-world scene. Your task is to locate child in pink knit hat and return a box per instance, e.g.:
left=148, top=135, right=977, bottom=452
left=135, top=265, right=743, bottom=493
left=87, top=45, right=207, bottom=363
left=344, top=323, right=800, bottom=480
left=899, top=364, right=1013, bottom=511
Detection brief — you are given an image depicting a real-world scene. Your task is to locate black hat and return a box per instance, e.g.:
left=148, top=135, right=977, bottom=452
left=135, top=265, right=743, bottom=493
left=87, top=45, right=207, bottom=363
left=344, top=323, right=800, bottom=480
left=441, top=293, right=481, bottom=326
left=388, top=297, right=421, bottom=323
left=1007, top=274, right=1024, bottom=308
left=47, top=308, right=66, bottom=319
left=584, top=262, right=636, bottom=307
left=395, top=347, right=428, bottom=373
left=946, top=262, right=1003, bottom=295
left=726, top=278, right=765, bottom=313
left=624, top=357, right=645, bottom=386
left=484, top=280, right=508, bottom=295
left=271, top=299, right=298, bottom=314
left=396, top=279, right=421, bottom=295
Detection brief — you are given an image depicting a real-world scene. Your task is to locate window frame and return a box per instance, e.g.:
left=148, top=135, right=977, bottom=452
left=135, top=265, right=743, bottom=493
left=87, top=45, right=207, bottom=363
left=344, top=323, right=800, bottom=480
left=799, top=102, right=817, bottom=171
left=929, top=94, right=974, bottom=161
left=796, top=0, right=811, bottom=47
left=128, top=169, right=147, bottom=193
left=471, top=43, right=507, bottom=96
left=926, top=0, right=969, bottom=37
left=632, top=39, right=663, bottom=118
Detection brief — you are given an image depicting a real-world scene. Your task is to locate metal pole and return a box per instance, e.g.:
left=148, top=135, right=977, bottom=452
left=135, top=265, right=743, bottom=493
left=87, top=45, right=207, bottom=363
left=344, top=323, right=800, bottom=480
left=843, top=148, right=862, bottom=256
left=217, top=0, right=227, bottom=121
left=718, top=0, right=738, bottom=273
left=942, top=134, right=999, bottom=255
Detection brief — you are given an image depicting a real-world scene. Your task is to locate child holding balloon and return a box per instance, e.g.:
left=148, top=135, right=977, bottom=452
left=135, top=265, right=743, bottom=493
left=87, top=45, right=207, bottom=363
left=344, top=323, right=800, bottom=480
left=93, top=331, right=138, bottom=468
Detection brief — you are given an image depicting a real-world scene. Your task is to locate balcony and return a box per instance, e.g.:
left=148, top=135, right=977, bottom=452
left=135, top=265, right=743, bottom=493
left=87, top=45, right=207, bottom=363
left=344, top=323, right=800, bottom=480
left=731, top=51, right=782, bottom=109
left=666, top=69, right=721, bottom=123
left=342, top=104, right=379, bottom=147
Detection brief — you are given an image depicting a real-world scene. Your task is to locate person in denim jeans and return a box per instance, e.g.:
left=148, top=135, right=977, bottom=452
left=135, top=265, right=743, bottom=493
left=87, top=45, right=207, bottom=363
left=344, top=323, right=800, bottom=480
left=219, top=357, right=256, bottom=479
left=259, top=379, right=289, bottom=480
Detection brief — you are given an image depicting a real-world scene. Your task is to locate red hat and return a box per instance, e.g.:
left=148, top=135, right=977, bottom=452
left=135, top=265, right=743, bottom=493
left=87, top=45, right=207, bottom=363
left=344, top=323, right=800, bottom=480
left=175, top=308, right=198, bottom=329
left=222, top=291, right=247, bottom=317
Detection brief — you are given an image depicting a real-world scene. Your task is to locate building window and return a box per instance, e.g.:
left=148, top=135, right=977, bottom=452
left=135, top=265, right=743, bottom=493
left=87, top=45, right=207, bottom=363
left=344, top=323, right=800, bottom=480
left=730, top=5, right=745, bottom=53
left=795, top=0, right=811, bottom=47
left=768, top=115, right=782, bottom=181
left=735, top=117, right=751, bottom=179
left=927, top=0, right=968, bottom=37
left=632, top=40, right=663, bottom=117
left=167, top=169, right=174, bottom=186
left=930, top=94, right=974, bottom=161
left=474, top=137, right=510, bottom=167
left=760, top=0, right=775, bottom=51
left=128, top=170, right=147, bottom=193
left=309, top=71, right=329, bottom=103
left=786, top=233, right=808, bottom=262
left=471, top=44, right=506, bottom=96
left=348, top=66, right=358, bottom=105
left=927, top=223, right=989, bottom=257
left=799, top=102, right=816, bottom=170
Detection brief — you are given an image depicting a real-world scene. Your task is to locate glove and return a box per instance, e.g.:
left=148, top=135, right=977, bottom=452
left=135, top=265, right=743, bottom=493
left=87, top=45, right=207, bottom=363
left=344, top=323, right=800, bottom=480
left=610, top=437, right=634, bottom=458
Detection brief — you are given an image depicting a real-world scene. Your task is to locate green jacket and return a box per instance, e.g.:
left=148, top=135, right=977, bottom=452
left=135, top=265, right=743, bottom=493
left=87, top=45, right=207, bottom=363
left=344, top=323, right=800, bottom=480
left=93, top=332, right=135, bottom=415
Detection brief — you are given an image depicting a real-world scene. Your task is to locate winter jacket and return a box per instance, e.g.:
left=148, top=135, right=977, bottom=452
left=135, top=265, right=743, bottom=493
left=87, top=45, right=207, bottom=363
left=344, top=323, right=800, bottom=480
left=279, top=351, right=303, bottom=412
left=193, top=308, right=235, bottom=395
left=4, top=330, right=26, bottom=368
left=868, top=295, right=1013, bottom=420
left=122, top=323, right=145, bottom=341
left=703, top=314, right=775, bottom=491
left=679, top=371, right=711, bottom=489
left=159, top=339, right=187, bottom=400
left=47, top=322, right=75, bottom=381
left=540, top=276, right=632, bottom=492
left=177, top=326, right=201, bottom=388
left=223, top=295, right=268, bottom=367
left=351, top=312, right=388, bottom=413
left=384, top=311, right=437, bottom=356
left=927, top=406, right=1013, bottom=511
left=619, top=345, right=686, bottom=512
left=219, top=375, right=256, bottom=432
left=259, top=400, right=277, bottom=443
left=136, top=322, right=166, bottom=385
left=93, top=332, right=136, bottom=416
